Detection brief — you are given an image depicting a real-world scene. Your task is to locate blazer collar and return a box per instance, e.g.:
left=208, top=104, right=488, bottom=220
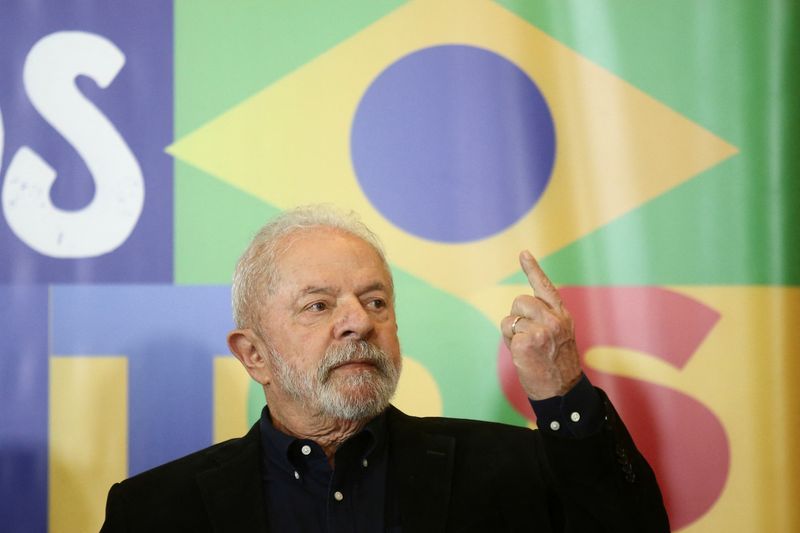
left=195, top=423, right=268, bottom=533
left=192, top=407, right=456, bottom=533
left=386, top=405, right=455, bottom=532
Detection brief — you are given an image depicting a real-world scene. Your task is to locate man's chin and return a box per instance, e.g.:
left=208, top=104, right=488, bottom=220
left=317, top=380, right=397, bottom=420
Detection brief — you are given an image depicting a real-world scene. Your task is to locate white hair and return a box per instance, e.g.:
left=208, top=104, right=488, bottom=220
left=231, top=204, right=391, bottom=329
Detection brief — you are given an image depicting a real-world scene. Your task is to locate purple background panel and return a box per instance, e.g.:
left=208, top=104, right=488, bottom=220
left=0, top=0, right=173, bottom=283
left=0, top=285, right=48, bottom=533
left=52, top=285, right=235, bottom=475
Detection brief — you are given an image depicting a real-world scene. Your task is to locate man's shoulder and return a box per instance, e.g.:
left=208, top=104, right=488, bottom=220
left=385, top=405, right=537, bottom=448
left=383, top=406, right=544, bottom=497
left=100, top=424, right=265, bottom=531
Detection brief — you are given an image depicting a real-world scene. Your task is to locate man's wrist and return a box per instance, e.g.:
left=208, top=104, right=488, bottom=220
left=529, top=373, right=604, bottom=438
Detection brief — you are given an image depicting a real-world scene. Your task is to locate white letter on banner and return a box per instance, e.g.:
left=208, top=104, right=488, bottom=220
left=2, top=31, right=144, bottom=258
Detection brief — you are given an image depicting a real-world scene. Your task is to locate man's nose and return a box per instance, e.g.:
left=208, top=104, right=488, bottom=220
left=333, top=298, right=373, bottom=340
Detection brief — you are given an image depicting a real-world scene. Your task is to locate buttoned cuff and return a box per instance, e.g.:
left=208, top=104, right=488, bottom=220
left=529, top=373, right=604, bottom=438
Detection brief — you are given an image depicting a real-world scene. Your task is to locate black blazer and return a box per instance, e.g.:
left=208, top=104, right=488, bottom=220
left=100, top=394, right=669, bottom=532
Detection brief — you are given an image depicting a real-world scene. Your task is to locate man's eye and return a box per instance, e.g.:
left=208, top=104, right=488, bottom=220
left=306, top=302, right=327, bottom=312
left=368, top=298, right=387, bottom=310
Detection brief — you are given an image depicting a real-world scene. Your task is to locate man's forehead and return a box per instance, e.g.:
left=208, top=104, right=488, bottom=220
left=271, top=228, right=392, bottom=286
left=294, top=280, right=391, bottom=297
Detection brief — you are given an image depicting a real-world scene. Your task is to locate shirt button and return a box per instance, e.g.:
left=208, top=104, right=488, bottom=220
left=570, top=411, right=581, bottom=422
left=301, top=444, right=312, bottom=456
left=333, top=491, right=344, bottom=501
left=549, top=420, right=561, bottom=431
left=362, top=458, right=369, bottom=468
left=293, top=471, right=300, bottom=480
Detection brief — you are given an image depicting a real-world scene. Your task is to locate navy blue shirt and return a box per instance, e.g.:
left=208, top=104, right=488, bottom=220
left=259, top=408, right=390, bottom=533
left=258, top=373, right=602, bottom=531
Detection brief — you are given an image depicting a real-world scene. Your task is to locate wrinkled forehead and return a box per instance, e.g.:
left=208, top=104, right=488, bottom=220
left=270, top=227, right=394, bottom=294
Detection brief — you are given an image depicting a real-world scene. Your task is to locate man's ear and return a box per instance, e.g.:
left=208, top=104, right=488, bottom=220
left=227, top=328, right=272, bottom=385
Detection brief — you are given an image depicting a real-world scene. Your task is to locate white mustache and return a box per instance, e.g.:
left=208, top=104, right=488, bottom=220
left=317, top=341, right=392, bottom=383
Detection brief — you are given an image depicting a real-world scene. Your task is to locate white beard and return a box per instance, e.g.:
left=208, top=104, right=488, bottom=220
left=268, top=340, right=401, bottom=421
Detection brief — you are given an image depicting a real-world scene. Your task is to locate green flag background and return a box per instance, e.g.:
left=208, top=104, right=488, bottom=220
left=170, top=2, right=799, bottom=532
left=7, top=1, right=793, bottom=531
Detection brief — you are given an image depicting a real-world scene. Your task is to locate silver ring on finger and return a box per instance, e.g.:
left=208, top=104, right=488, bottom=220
left=511, top=315, right=523, bottom=335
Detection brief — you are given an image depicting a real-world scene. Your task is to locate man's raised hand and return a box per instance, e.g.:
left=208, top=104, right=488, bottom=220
left=500, top=251, right=582, bottom=400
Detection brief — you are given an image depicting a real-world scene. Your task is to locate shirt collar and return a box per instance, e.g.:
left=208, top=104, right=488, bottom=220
left=259, top=405, right=388, bottom=474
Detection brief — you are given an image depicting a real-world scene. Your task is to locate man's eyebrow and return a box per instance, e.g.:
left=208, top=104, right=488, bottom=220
left=359, top=281, right=389, bottom=294
left=297, top=285, right=337, bottom=297
left=296, top=282, right=389, bottom=298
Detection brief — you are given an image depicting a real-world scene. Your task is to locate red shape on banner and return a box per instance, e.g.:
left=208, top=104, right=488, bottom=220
left=498, top=286, right=729, bottom=530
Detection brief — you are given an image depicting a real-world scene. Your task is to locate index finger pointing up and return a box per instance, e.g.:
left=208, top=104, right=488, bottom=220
left=520, top=250, right=562, bottom=309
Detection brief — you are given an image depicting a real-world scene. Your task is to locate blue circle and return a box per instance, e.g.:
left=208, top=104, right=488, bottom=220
left=351, top=45, right=556, bottom=243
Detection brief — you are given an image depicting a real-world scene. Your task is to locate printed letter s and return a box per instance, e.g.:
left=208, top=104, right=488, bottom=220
left=2, top=31, right=144, bottom=258
left=498, top=287, right=729, bottom=530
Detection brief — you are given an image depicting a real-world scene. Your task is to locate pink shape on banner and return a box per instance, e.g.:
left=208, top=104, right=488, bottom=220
left=497, top=286, right=728, bottom=530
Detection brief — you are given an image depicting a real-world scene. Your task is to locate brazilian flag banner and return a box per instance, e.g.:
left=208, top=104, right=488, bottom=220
left=0, top=1, right=797, bottom=531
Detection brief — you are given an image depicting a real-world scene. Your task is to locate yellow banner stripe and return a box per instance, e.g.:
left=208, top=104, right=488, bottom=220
left=213, top=356, right=251, bottom=443
left=49, top=356, right=127, bottom=533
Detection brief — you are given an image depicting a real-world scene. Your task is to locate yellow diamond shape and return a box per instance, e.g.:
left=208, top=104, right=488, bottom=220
left=169, top=0, right=737, bottom=300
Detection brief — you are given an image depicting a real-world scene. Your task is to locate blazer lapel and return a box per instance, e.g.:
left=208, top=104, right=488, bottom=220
left=386, top=406, right=455, bottom=532
left=195, top=423, right=268, bottom=533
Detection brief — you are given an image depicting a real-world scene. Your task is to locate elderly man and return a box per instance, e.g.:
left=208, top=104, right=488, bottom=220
left=101, top=206, right=669, bottom=532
